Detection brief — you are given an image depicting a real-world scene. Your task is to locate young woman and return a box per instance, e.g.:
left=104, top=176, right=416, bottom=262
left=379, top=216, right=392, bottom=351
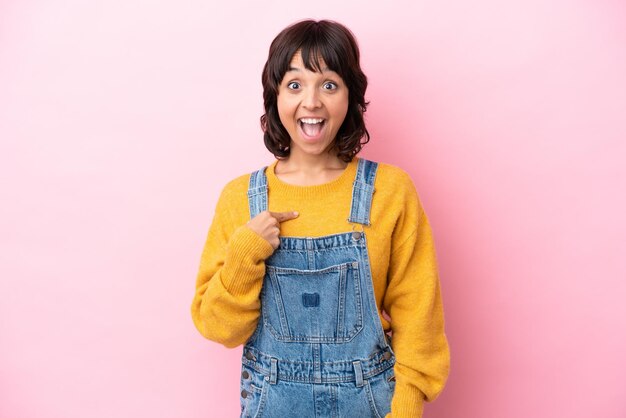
left=191, top=19, right=450, bottom=418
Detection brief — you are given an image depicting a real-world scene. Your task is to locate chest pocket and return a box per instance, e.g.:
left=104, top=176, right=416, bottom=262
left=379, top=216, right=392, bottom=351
left=262, top=261, right=363, bottom=343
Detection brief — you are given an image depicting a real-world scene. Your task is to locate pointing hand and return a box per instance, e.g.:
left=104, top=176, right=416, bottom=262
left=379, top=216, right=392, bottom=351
left=246, top=210, right=299, bottom=250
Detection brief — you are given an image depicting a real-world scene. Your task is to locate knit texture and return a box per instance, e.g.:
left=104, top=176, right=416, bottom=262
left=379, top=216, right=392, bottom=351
left=191, top=156, right=450, bottom=417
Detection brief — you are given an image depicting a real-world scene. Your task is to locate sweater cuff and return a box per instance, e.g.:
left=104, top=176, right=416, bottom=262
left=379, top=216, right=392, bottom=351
left=390, top=382, right=425, bottom=418
left=221, top=225, right=274, bottom=296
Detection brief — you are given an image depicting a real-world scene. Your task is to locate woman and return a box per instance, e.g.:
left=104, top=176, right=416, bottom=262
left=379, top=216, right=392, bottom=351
left=191, top=19, right=450, bottom=418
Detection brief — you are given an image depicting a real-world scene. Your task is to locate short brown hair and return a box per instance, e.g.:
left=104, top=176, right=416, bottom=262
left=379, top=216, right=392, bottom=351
left=260, top=19, right=370, bottom=162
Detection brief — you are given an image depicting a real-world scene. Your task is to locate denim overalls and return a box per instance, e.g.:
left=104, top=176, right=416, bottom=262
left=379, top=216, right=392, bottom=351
left=240, top=158, right=396, bottom=418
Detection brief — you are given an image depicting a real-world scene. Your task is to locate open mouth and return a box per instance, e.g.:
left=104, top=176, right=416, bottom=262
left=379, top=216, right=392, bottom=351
left=298, top=118, right=326, bottom=138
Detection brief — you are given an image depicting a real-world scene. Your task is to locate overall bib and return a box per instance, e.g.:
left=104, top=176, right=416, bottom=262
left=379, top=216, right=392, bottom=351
left=240, top=158, right=396, bottom=418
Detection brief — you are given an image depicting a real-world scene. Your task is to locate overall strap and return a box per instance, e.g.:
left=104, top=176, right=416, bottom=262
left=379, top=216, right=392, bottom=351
left=348, top=158, right=378, bottom=226
left=247, top=166, right=268, bottom=219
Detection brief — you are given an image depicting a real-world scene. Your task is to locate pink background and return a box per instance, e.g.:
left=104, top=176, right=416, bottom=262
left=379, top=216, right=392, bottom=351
left=1, top=0, right=625, bottom=417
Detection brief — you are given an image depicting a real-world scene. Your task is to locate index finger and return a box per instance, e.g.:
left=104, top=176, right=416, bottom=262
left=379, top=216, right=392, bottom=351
left=269, top=211, right=299, bottom=223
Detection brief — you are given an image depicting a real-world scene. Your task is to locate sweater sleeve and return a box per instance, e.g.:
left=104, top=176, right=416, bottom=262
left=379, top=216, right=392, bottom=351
left=190, top=182, right=275, bottom=348
left=383, top=176, right=451, bottom=418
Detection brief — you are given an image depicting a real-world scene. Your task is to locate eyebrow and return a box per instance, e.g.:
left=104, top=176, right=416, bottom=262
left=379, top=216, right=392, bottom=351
left=287, top=66, right=332, bottom=73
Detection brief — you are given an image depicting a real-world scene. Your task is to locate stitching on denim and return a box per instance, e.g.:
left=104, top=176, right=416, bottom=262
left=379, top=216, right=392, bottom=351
left=241, top=352, right=395, bottom=385
left=364, top=379, right=383, bottom=418
left=247, top=345, right=393, bottom=366
left=262, top=262, right=364, bottom=343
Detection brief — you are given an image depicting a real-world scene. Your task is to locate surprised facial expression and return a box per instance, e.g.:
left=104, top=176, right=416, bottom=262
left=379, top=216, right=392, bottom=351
left=277, top=51, right=349, bottom=158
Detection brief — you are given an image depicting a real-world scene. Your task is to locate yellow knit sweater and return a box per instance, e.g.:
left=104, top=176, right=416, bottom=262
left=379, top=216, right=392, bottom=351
left=191, top=156, right=450, bottom=417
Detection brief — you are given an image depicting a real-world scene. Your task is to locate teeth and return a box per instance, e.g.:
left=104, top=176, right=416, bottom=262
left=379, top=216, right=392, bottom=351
left=299, top=118, right=324, bottom=124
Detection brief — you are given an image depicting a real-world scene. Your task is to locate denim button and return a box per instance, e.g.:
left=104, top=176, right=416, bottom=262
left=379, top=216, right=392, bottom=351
left=352, top=231, right=362, bottom=240
left=241, top=389, right=248, bottom=398
left=382, top=351, right=392, bottom=361
left=242, top=370, right=250, bottom=379
left=245, top=351, right=255, bottom=361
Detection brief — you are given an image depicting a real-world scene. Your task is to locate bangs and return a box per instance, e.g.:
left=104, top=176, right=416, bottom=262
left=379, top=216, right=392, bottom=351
left=298, top=32, right=346, bottom=76
left=268, top=20, right=356, bottom=87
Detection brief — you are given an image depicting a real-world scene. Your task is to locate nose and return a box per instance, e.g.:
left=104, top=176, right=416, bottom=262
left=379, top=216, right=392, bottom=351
left=302, top=87, right=322, bottom=110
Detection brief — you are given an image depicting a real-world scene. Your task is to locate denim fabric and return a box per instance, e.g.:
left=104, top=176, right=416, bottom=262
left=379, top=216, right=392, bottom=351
left=241, top=158, right=396, bottom=418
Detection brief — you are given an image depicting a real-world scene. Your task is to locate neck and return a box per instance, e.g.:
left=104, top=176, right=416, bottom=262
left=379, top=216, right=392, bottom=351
left=273, top=147, right=352, bottom=187
left=278, top=148, right=346, bottom=173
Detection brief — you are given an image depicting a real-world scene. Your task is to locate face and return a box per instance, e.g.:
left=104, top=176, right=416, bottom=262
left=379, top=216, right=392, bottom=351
left=277, top=51, right=349, bottom=159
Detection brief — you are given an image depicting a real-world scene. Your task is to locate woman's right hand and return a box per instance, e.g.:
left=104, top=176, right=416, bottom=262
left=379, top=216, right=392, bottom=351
left=246, top=210, right=299, bottom=250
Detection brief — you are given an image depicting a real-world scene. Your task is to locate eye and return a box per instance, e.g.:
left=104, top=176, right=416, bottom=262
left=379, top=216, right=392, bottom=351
left=323, top=82, right=338, bottom=90
left=287, top=81, right=300, bottom=90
